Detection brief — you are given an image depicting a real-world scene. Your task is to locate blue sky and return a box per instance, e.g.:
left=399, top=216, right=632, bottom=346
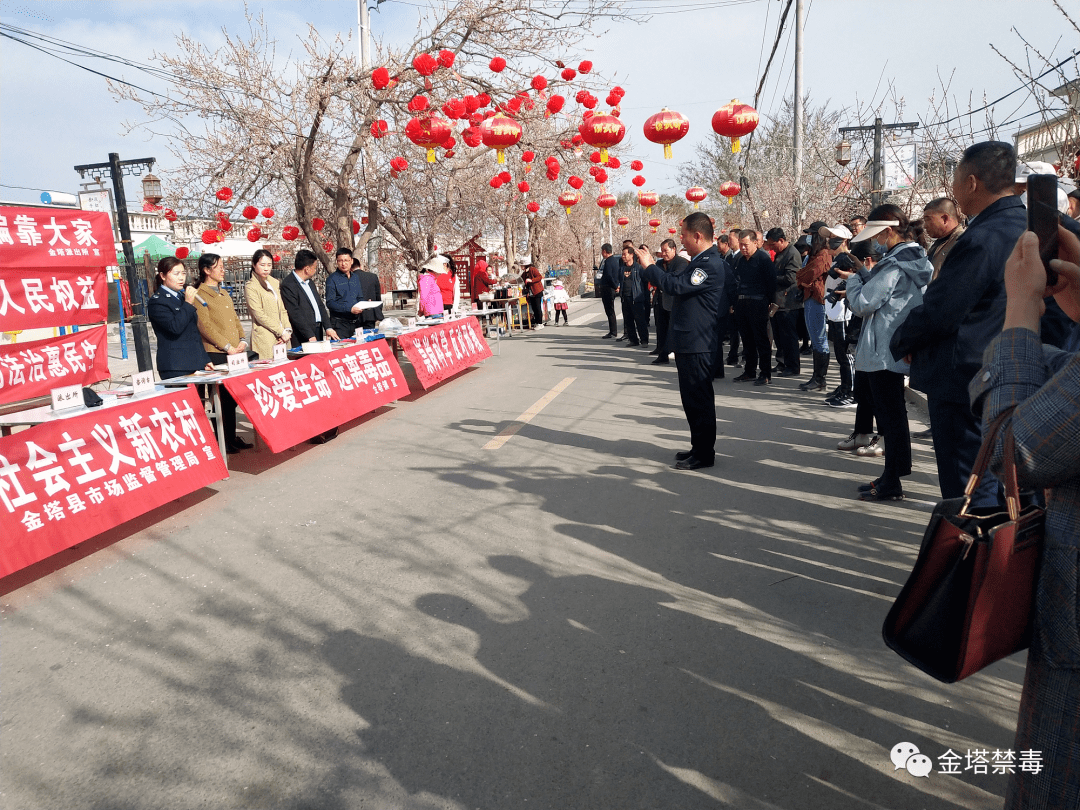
left=1, top=0, right=1075, bottom=207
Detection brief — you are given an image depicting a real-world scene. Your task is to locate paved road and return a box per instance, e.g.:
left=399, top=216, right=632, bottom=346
left=2, top=298, right=1018, bottom=810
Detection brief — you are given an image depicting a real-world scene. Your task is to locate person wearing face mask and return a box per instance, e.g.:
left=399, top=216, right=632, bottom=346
left=796, top=222, right=834, bottom=391
left=245, top=249, right=292, bottom=360
left=847, top=205, right=932, bottom=501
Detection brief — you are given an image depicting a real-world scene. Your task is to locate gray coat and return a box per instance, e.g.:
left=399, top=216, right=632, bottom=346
left=846, top=242, right=932, bottom=374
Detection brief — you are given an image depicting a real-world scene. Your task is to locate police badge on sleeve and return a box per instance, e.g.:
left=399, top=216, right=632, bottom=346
left=690, top=268, right=707, bottom=286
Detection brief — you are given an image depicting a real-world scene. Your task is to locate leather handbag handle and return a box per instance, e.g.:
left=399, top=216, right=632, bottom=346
left=960, top=407, right=1018, bottom=515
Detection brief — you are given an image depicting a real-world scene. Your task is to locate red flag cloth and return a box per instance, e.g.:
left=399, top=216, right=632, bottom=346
left=396, top=318, right=492, bottom=390
left=0, top=208, right=116, bottom=268
left=0, top=387, right=227, bottom=578
left=0, top=325, right=109, bottom=407
left=222, top=341, right=408, bottom=453
left=0, top=266, right=108, bottom=330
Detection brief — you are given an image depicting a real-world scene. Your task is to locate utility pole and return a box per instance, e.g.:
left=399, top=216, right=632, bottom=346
left=74, top=153, right=155, bottom=373
left=357, top=0, right=371, bottom=70
left=793, top=0, right=805, bottom=227
left=838, top=118, right=919, bottom=208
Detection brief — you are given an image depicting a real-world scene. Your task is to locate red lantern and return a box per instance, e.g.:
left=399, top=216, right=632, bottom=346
left=242, top=205, right=259, bottom=220
left=412, top=53, right=438, bottom=89
left=247, top=227, right=262, bottom=243
left=637, top=191, right=659, bottom=214
left=594, top=169, right=608, bottom=184
left=579, top=112, right=625, bottom=164
left=546, top=95, right=564, bottom=116
left=589, top=151, right=602, bottom=164
left=597, top=193, right=617, bottom=217
left=476, top=92, right=491, bottom=107
left=464, top=95, right=480, bottom=114
left=686, top=187, right=708, bottom=209
left=353, top=219, right=361, bottom=235
left=490, top=177, right=504, bottom=189
left=442, top=135, right=456, bottom=151
left=371, top=119, right=389, bottom=139
left=649, top=218, right=661, bottom=234
left=581, top=93, right=598, bottom=110
left=437, top=49, right=455, bottom=68
left=558, top=191, right=581, bottom=215
left=669, top=227, right=677, bottom=234
left=711, top=99, right=759, bottom=154
left=390, top=156, right=409, bottom=173
left=527, top=200, right=540, bottom=214
left=719, top=180, right=742, bottom=204
left=262, top=208, right=275, bottom=219
left=361, top=216, right=368, bottom=224
left=372, top=66, right=390, bottom=90
left=632, top=175, right=646, bottom=187
left=522, top=150, right=535, bottom=172
left=408, top=95, right=429, bottom=112
left=312, top=218, right=325, bottom=232
left=273, top=254, right=281, bottom=263
left=643, top=108, right=690, bottom=160
left=561, top=68, right=576, bottom=81
left=163, top=209, right=178, bottom=222
left=441, top=98, right=465, bottom=119
left=567, top=175, right=584, bottom=190
left=462, top=127, right=483, bottom=148
left=175, top=246, right=190, bottom=259
left=444, top=150, right=455, bottom=159
left=217, top=218, right=232, bottom=233
left=489, top=56, right=506, bottom=72
left=617, top=216, right=630, bottom=229
left=607, top=156, right=621, bottom=170
left=531, top=75, right=548, bottom=93
left=517, top=181, right=530, bottom=194
left=578, top=60, right=593, bottom=73
left=405, top=115, right=452, bottom=162
left=611, top=86, right=625, bottom=100
left=215, top=187, right=233, bottom=202
left=605, top=92, right=620, bottom=108
left=282, top=226, right=300, bottom=241
left=479, top=114, right=523, bottom=164
left=630, top=160, right=644, bottom=171
left=323, top=240, right=334, bottom=252
left=201, top=229, right=223, bottom=244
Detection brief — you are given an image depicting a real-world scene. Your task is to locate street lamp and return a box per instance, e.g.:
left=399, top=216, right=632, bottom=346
left=835, top=140, right=852, bottom=167
left=73, top=153, right=157, bottom=373
left=141, top=173, right=163, bottom=205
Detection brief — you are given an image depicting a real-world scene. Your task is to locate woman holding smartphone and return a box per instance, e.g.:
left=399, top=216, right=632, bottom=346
left=245, top=249, right=292, bottom=360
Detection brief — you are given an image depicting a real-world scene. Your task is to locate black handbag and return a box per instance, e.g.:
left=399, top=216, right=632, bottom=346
left=882, top=409, right=1044, bottom=683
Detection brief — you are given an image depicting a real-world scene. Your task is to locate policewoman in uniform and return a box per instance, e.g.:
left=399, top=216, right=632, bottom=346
left=637, top=212, right=733, bottom=470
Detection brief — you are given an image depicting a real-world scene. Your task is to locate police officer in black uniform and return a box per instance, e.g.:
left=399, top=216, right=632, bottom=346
left=636, top=212, right=732, bottom=470
left=595, top=244, right=622, bottom=338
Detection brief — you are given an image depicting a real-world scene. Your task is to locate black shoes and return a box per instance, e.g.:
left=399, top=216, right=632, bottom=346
left=777, top=367, right=801, bottom=377
left=226, top=437, right=253, bottom=453
left=616, top=335, right=628, bottom=342
left=651, top=358, right=669, bottom=365
left=753, top=375, right=771, bottom=386
left=858, top=483, right=904, bottom=501
left=732, top=372, right=756, bottom=382
left=675, top=449, right=695, bottom=461
left=602, top=333, right=615, bottom=339
left=627, top=341, right=641, bottom=346
left=675, top=456, right=714, bottom=471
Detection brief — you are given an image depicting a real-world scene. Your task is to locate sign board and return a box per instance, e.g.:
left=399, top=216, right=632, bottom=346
left=50, top=384, right=83, bottom=412
left=272, top=343, right=287, bottom=363
left=883, top=142, right=918, bottom=191
left=226, top=353, right=248, bottom=374
left=0, top=325, right=110, bottom=407
left=132, top=370, right=155, bottom=396
left=0, top=267, right=108, bottom=331
left=396, top=317, right=492, bottom=390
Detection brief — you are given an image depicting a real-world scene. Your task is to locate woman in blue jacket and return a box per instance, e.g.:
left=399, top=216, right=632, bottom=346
left=147, top=256, right=212, bottom=379
left=846, top=205, right=932, bottom=501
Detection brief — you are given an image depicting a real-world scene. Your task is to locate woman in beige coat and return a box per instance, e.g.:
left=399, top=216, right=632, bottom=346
left=245, top=249, right=292, bottom=359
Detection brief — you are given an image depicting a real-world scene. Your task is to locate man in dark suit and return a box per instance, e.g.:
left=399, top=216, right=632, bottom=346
left=595, top=243, right=622, bottom=338
left=281, top=249, right=339, bottom=347
left=280, top=249, right=339, bottom=443
left=891, top=141, right=1025, bottom=507
left=652, top=238, right=688, bottom=365
left=636, top=212, right=731, bottom=470
left=355, top=258, right=384, bottom=329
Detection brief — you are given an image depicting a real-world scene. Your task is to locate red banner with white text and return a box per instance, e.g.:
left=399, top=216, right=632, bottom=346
left=222, top=340, right=408, bottom=453
left=0, top=207, right=116, bottom=268
left=0, top=387, right=227, bottom=578
left=0, top=267, right=109, bottom=331
left=396, top=317, right=492, bottom=390
left=0, top=325, right=109, bottom=406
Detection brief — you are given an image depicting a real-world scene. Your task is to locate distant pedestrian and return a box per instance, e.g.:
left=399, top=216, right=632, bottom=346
left=731, top=230, right=776, bottom=385
left=595, top=244, right=621, bottom=338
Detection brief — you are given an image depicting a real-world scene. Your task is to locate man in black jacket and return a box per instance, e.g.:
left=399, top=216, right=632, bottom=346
left=765, top=227, right=803, bottom=377
left=891, top=141, right=1024, bottom=507
left=281, top=250, right=339, bottom=346
left=636, top=212, right=731, bottom=470
left=652, top=239, right=687, bottom=365
left=731, top=230, right=777, bottom=385
left=595, top=244, right=621, bottom=338
left=618, top=246, right=649, bottom=346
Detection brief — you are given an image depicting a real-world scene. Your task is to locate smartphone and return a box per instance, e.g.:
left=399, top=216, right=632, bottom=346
left=1027, top=173, right=1060, bottom=286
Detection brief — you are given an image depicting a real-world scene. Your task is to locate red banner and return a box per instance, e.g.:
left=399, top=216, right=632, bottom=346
left=222, top=340, right=408, bottom=453
left=0, top=208, right=116, bottom=268
left=0, top=387, right=227, bottom=578
left=396, top=317, right=492, bottom=389
left=0, top=325, right=110, bottom=406
left=0, top=267, right=109, bottom=330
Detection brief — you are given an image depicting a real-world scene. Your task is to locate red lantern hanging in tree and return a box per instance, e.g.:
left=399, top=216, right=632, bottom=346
left=201, top=229, right=224, bottom=244
left=578, top=60, right=593, bottom=73
left=489, top=56, right=506, bottom=72
left=606, top=156, right=621, bottom=170
left=371, top=119, right=389, bottom=138
left=408, top=95, right=429, bottom=112
left=719, top=180, right=742, bottom=204
left=711, top=99, right=759, bottom=154
left=462, top=127, right=483, bottom=148
left=390, top=156, right=409, bottom=176
left=648, top=218, right=661, bottom=234
left=686, top=187, right=708, bottom=209
left=175, top=246, right=190, bottom=259
left=637, top=190, right=659, bottom=214
left=567, top=175, right=584, bottom=190
left=372, top=66, right=390, bottom=90
left=630, top=160, right=644, bottom=171
left=517, top=181, right=530, bottom=194
left=561, top=68, right=576, bottom=81
left=163, top=209, right=178, bottom=222
left=353, top=219, right=361, bottom=235
left=215, top=187, right=233, bottom=202
left=412, top=53, right=438, bottom=89
left=437, top=49, right=456, bottom=68
left=282, top=226, right=300, bottom=241
left=323, top=240, right=334, bottom=252
left=579, top=112, right=625, bottom=164
left=261, top=208, right=275, bottom=219
left=273, top=253, right=281, bottom=263
left=597, top=193, right=617, bottom=217
left=643, top=108, right=690, bottom=160
left=530, top=75, right=548, bottom=94
left=405, top=114, right=452, bottom=162
left=632, top=175, right=646, bottom=187
left=441, top=98, right=465, bottom=119
left=668, top=227, right=677, bottom=234
left=479, top=114, right=523, bottom=164
left=594, top=169, right=608, bottom=184
left=242, top=205, right=259, bottom=220
left=558, top=191, right=581, bottom=215
left=527, top=200, right=540, bottom=213
left=617, top=216, right=630, bottom=229
left=545, top=95, right=564, bottom=117
left=247, top=227, right=262, bottom=243
left=522, top=150, right=535, bottom=173
left=312, top=218, right=325, bottom=231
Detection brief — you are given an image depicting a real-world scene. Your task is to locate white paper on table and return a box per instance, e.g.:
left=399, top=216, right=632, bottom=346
left=352, top=300, right=383, bottom=310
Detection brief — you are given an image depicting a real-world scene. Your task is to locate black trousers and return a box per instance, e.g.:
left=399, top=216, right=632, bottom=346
left=928, top=397, right=1001, bottom=508
left=734, top=298, right=771, bottom=378
left=866, top=370, right=912, bottom=488
left=726, top=314, right=740, bottom=361
left=621, top=298, right=650, bottom=344
left=675, top=351, right=716, bottom=463
left=853, top=371, right=878, bottom=435
left=772, top=309, right=801, bottom=373
left=654, top=302, right=670, bottom=357
left=330, top=315, right=360, bottom=339
left=527, top=294, right=543, bottom=326
left=600, top=287, right=618, bottom=335
left=827, top=321, right=853, bottom=393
